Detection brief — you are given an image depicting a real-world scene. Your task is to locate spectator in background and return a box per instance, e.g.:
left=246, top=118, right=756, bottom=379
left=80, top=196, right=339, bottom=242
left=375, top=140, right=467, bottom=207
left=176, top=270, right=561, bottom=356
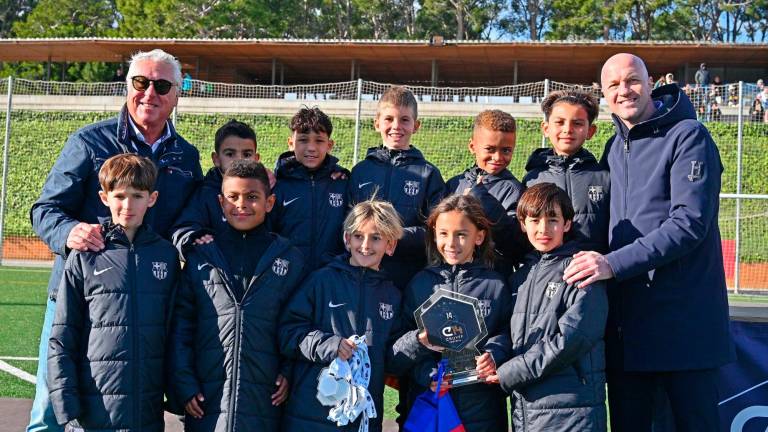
left=757, top=78, right=764, bottom=92
left=182, top=72, right=193, bottom=95
left=654, top=75, right=666, bottom=89
left=111, top=66, right=125, bottom=96
left=665, top=73, right=676, bottom=85
left=750, top=97, right=764, bottom=123
left=710, top=99, right=722, bottom=122
left=762, top=87, right=768, bottom=123
left=695, top=63, right=711, bottom=87
left=728, top=84, right=738, bottom=107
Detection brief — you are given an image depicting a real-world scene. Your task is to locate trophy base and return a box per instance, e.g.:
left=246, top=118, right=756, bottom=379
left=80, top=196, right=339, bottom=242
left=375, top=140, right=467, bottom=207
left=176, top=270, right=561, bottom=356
left=449, top=370, right=485, bottom=387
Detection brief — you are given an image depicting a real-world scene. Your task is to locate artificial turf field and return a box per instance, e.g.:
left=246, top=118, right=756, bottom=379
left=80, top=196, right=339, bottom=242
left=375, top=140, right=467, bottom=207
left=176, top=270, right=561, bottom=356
left=1, top=265, right=766, bottom=422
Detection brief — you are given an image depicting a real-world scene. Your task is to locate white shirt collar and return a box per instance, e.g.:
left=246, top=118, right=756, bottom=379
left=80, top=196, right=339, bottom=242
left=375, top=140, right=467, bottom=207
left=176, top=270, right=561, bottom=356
left=127, top=115, right=172, bottom=153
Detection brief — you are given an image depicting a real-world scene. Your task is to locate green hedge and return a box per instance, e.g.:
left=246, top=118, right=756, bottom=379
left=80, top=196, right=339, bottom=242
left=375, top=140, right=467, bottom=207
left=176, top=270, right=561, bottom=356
left=3, top=111, right=767, bottom=261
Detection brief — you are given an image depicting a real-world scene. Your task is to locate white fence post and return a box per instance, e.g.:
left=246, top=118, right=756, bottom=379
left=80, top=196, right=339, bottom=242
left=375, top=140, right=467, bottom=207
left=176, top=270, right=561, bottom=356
left=734, top=81, right=744, bottom=294
left=0, top=76, right=13, bottom=265
left=541, top=79, right=550, bottom=148
left=353, top=78, right=363, bottom=165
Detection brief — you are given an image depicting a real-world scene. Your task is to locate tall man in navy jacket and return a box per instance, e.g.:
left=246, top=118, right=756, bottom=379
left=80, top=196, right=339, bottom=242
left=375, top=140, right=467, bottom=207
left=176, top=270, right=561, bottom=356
left=563, top=53, right=734, bottom=431
left=28, top=49, right=203, bottom=432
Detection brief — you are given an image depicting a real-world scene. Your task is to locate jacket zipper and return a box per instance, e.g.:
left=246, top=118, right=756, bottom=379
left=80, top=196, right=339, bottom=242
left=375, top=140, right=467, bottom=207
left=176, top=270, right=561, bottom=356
left=228, top=303, right=242, bottom=432
left=356, top=269, right=367, bottom=335
left=129, top=243, right=139, bottom=428
left=310, top=175, right=317, bottom=264
left=520, top=258, right=541, bottom=427
left=622, top=136, right=630, bottom=219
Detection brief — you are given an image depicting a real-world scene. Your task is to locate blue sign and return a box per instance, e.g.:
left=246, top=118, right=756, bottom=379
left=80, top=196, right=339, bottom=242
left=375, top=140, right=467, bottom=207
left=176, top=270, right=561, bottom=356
left=717, top=320, right=768, bottom=432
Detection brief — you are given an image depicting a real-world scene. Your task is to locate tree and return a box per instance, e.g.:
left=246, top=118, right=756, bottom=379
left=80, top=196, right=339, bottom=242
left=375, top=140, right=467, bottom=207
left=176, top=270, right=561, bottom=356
left=0, top=0, right=37, bottom=37
left=498, top=0, right=553, bottom=40
left=417, top=0, right=500, bottom=40
left=546, top=0, right=626, bottom=40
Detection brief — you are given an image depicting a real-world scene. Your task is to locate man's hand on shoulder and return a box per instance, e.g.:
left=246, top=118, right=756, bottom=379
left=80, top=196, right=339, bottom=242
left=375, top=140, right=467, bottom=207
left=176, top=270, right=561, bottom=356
left=563, top=251, right=614, bottom=288
left=66, top=223, right=104, bottom=252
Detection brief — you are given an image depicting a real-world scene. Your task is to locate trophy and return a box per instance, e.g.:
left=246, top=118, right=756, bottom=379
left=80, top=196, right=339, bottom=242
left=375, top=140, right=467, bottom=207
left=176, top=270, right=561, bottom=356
left=415, top=289, right=488, bottom=387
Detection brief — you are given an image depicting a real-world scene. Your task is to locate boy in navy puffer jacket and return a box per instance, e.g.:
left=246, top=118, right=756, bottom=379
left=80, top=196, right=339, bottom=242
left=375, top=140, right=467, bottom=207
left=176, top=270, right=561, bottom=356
left=524, top=89, right=610, bottom=253
left=489, top=183, right=608, bottom=432
left=346, top=86, right=445, bottom=291
left=48, top=154, right=179, bottom=431
left=169, top=160, right=305, bottom=432
left=446, top=110, right=528, bottom=277
left=279, top=199, right=421, bottom=432
left=270, top=107, right=349, bottom=271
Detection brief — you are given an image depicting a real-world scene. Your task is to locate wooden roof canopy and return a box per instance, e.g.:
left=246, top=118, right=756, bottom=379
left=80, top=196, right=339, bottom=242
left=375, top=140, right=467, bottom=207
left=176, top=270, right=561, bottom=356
left=0, top=38, right=766, bottom=85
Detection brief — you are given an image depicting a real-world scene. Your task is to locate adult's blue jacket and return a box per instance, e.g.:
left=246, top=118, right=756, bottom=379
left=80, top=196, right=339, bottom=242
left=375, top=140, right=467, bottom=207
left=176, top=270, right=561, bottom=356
left=347, top=146, right=445, bottom=289
left=601, top=83, right=734, bottom=371
left=47, top=222, right=180, bottom=431
left=498, top=242, right=608, bottom=432
left=171, top=167, right=229, bottom=256
left=400, top=261, right=513, bottom=432
left=446, top=165, right=529, bottom=275
left=279, top=255, right=421, bottom=432
left=270, top=151, right=349, bottom=271
left=30, top=105, right=202, bottom=298
left=168, top=226, right=305, bottom=432
left=523, top=147, right=610, bottom=253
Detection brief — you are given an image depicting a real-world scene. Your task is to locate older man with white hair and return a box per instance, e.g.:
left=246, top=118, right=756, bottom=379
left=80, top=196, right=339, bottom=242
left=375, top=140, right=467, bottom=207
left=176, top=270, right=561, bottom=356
left=27, top=49, right=202, bottom=432
left=563, top=53, right=734, bottom=431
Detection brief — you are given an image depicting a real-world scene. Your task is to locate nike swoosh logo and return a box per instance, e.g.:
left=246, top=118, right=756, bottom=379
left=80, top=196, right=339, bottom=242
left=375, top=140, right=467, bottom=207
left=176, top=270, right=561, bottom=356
left=283, top=197, right=300, bottom=206
left=197, top=263, right=208, bottom=271
left=328, top=301, right=346, bottom=308
left=358, top=182, right=372, bottom=189
left=93, top=267, right=113, bottom=276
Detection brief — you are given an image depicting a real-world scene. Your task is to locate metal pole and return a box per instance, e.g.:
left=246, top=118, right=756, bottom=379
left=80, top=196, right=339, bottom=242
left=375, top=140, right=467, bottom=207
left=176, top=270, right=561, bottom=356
left=541, top=79, right=550, bottom=148
left=0, top=77, right=14, bottom=265
left=352, top=78, right=363, bottom=165
left=733, top=81, right=744, bottom=293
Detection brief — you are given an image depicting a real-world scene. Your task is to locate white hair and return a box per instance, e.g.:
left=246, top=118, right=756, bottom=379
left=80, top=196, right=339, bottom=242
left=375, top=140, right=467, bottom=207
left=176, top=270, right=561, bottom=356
left=126, top=49, right=182, bottom=87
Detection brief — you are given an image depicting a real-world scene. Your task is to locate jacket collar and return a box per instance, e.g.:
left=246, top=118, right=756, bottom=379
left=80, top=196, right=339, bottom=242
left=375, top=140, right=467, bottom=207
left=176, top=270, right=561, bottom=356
left=274, top=151, right=346, bottom=180
left=365, top=145, right=425, bottom=165
left=524, top=147, right=598, bottom=171
left=116, top=104, right=179, bottom=154
left=101, top=219, right=159, bottom=247
left=327, top=254, right=389, bottom=281
left=463, top=164, right=515, bottom=183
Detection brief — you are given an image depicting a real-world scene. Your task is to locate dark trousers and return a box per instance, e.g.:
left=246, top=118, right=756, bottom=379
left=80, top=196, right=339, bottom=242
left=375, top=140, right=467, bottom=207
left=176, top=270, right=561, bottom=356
left=607, top=368, right=720, bottom=432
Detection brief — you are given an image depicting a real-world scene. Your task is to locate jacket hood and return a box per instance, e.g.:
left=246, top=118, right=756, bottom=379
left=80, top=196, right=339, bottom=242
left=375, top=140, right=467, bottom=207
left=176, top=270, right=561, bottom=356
left=326, top=253, right=390, bottom=282
left=274, top=151, right=347, bottom=180
left=365, top=145, right=426, bottom=165
left=612, top=83, right=697, bottom=139
left=524, top=147, right=598, bottom=172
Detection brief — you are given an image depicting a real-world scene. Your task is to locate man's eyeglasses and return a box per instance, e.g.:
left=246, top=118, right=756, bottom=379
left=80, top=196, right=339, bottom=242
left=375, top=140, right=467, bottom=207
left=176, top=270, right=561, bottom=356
left=130, top=76, right=175, bottom=95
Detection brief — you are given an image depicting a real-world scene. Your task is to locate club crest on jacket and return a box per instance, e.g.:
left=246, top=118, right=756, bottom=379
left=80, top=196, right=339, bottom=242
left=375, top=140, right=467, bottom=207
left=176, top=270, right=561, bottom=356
left=403, top=180, right=420, bottom=196
left=272, top=258, right=289, bottom=276
left=477, top=299, right=492, bottom=318
left=152, top=262, right=168, bottom=280
left=379, top=302, right=394, bottom=320
left=588, top=185, right=604, bottom=203
left=328, top=192, right=343, bottom=208
left=545, top=282, right=563, bottom=299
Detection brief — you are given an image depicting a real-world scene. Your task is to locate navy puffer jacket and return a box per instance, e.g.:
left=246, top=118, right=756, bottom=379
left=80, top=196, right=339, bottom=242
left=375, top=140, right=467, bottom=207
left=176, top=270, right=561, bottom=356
left=168, top=228, right=305, bottom=432
left=446, top=165, right=529, bottom=275
left=401, top=261, right=513, bottom=432
left=47, top=223, right=179, bottom=431
left=279, top=256, right=420, bottom=432
left=523, top=147, right=610, bottom=253
left=347, top=146, right=445, bottom=289
left=270, top=152, right=349, bottom=270
left=498, top=242, right=608, bottom=432
left=171, top=167, right=229, bottom=256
